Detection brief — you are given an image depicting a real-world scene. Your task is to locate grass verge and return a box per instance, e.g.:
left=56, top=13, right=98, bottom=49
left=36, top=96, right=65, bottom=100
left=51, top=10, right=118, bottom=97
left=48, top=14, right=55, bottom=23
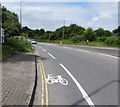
left=37, top=39, right=119, bottom=47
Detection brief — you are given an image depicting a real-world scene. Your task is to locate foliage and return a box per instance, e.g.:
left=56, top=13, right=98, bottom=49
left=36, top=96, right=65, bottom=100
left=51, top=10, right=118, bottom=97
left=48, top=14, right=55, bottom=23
left=2, top=6, right=21, bottom=36
left=84, top=28, right=96, bottom=41
left=105, top=36, right=120, bottom=46
left=95, top=28, right=105, bottom=37
left=97, top=36, right=107, bottom=42
left=5, top=36, right=34, bottom=52
left=71, top=35, right=85, bottom=43
left=113, top=26, right=120, bottom=36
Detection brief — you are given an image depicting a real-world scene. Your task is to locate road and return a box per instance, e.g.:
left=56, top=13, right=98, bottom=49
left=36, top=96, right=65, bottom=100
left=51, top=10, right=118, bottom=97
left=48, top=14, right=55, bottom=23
left=33, top=42, right=119, bottom=106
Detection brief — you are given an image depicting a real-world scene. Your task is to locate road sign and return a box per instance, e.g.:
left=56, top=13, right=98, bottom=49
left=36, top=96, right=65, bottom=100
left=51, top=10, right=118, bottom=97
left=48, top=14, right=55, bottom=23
left=0, top=28, right=4, bottom=43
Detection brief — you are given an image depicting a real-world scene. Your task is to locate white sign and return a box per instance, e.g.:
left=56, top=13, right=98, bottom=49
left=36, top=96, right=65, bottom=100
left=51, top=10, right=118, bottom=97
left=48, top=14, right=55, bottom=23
left=0, top=28, right=4, bottom=43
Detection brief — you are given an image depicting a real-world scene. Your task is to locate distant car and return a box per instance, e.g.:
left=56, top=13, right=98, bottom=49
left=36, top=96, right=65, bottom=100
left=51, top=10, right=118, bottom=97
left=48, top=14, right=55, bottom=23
left=31, top=40, right=37, bottom=44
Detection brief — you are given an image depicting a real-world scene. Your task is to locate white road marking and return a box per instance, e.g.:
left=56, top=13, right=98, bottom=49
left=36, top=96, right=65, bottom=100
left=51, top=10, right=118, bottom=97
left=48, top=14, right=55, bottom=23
left=46, top=74, right=68, bottom=85
left=99, top=53, right=118, bottom=59
left=62, top=47, right=90, bottom=53
left=48, top=53, right=56, bottom=59
left=43, top=49, right=46, bottom=52
left=60, top=63, right=95, bottom=106
left=62, top=47, right=72, bottom=49
left=79, top=49, right=90, bottom=53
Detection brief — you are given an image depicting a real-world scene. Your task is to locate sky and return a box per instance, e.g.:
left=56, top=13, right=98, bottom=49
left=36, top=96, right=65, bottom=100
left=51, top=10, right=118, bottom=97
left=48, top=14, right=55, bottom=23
left=0, top=0, right=119, bottom=31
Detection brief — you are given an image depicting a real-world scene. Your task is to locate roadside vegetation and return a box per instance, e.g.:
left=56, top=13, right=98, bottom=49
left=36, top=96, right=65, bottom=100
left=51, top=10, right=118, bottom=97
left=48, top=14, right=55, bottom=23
left=1, top=6, right=120, bottom=60
left=2, top=7, right=34, bottom=60
left=23, top=25, right=120, bottom=47
left=2, top=36, right=34, bottom=60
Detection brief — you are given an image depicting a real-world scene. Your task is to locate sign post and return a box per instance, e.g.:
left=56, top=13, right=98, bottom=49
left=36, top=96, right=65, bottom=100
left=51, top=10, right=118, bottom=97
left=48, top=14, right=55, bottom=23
left=0, top=28, right=4, bottom=43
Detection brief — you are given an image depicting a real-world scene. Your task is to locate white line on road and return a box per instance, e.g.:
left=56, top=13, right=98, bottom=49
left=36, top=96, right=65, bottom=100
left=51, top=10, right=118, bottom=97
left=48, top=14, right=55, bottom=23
left=78, top=49, right=90, bottom=53
left=43, top=49, right=46, bottom=52
left=62, top=47, right=73, bottom=49
left=48, top=53, right=56, bottom=59
left=62, top=47, right=90, bottom=53
left=60, top=63, right=95, bottom=106
left=99, top=53, right=118, bottom=59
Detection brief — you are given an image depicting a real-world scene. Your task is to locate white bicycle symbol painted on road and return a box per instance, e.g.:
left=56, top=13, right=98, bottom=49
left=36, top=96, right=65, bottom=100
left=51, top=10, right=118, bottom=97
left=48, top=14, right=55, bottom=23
left=46, top=74, right=68, bottom=85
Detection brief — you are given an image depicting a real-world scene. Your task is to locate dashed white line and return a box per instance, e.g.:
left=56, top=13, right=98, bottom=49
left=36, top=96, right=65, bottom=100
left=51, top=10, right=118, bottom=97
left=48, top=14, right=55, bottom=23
left=43, top=49, right=46, bottom=52
left=99, top=53, right=118, bottom=59
left=48, top=53, right=56, bottom=59
left=60, top=63, right=95, bottom=106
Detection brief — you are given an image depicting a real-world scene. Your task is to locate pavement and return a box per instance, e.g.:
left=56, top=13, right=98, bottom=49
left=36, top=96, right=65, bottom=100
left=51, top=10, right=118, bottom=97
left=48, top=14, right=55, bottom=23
left=1, top=53, right=36, bottom=106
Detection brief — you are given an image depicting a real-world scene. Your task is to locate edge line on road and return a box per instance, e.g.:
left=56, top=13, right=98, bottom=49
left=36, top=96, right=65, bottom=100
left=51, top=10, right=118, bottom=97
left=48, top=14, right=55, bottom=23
left=99, top=53, right=118, bottom=59
left=36, top=51, right=49, bottom=106
left=60, top=63, right=95, bottom=107
left=41, top=60, right=49, bottom=106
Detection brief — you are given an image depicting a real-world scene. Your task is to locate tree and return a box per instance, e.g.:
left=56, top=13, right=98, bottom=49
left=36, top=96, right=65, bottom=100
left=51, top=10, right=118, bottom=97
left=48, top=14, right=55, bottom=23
left=113, top=26, right=120, bottom=36
left=95, top=28, right=105, bottom=37
left=84, top=28, right=96, bottom=41
left=2, top=7, right=21, bottom=36
left=39, top=29, right=45, bottom=35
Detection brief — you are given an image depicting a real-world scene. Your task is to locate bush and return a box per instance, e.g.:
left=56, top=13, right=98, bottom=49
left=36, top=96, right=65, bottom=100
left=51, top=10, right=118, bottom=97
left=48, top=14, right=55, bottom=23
left=71, top=35, right=85, bottom=43
left=6, top=36, right=34, bottom=52
left=105, top=36, right=120, bottom=46
left=97, top=36, right=107, bottom=42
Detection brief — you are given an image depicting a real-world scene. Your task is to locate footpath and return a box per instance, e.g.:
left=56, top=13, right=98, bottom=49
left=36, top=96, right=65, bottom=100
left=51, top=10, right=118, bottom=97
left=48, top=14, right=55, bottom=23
left=1, top=52, right=36, bottom=106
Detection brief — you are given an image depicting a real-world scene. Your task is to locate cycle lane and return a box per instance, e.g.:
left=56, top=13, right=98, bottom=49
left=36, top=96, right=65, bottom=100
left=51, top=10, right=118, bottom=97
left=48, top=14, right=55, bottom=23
left=36, top=43, right=118, bottom=106
left=35, top=45, right=88, bottom=105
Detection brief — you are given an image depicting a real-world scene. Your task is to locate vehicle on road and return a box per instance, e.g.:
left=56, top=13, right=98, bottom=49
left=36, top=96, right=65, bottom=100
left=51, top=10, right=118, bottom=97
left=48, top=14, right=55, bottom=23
left=31, top=40, right=37, bottom=44
left=28, top=39, right=37, bottom=44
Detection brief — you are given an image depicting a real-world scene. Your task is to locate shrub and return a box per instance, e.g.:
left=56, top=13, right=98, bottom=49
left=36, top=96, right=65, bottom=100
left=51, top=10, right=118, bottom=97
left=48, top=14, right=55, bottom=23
left=97, top=36, right=107, bottom=42
left=6, top=36, right=34, bottom=52
left=71, top=35, right=85, bottom=43
left=105, top=36, right=120, bottom=46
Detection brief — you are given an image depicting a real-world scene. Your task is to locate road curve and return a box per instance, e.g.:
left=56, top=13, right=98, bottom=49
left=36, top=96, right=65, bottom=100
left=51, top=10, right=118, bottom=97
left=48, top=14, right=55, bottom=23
left=34, top=42, right=118, bottom=106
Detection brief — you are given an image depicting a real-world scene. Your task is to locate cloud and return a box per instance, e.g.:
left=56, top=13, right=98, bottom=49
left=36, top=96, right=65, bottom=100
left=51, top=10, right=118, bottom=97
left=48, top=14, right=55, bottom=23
left=1, top=2, right=118, bottom=31
left=0, top=0, right=119, bottom=2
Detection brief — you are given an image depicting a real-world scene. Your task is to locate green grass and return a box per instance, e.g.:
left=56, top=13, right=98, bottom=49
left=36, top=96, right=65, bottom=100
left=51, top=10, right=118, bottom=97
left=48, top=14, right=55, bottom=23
left=2, top=36, right=34, bottom=60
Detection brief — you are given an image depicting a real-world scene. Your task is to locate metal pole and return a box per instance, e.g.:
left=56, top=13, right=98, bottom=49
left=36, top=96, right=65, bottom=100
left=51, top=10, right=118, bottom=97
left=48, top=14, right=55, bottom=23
left=62, top=20, right=65, bottom=39
left=0, top=3, right=2, bottom=29
left=20, top=1, right=22, bottom=27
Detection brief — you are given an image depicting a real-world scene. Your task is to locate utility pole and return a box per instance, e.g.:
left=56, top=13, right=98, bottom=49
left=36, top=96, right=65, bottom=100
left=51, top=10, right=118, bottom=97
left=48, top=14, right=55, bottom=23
left=0, top=3, right=2, bottom=29
left=20, top=1, right=22, bottom=27
left=62, top=20, right=65, bottom=39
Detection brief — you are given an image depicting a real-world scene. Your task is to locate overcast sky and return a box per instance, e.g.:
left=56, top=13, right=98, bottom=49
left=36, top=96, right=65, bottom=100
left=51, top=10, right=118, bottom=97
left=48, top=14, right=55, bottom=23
left=1, top=0, right=119, bottom=31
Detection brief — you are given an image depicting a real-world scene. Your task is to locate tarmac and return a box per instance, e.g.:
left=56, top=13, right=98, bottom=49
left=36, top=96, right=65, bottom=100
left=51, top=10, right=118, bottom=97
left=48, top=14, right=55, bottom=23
left=1, top=52, right=36, bottom=106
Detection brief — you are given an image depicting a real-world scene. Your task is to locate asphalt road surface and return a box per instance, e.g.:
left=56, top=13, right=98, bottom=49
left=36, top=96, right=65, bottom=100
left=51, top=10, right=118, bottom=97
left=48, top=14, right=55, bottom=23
left=34, top=42, right=119, bottom=106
